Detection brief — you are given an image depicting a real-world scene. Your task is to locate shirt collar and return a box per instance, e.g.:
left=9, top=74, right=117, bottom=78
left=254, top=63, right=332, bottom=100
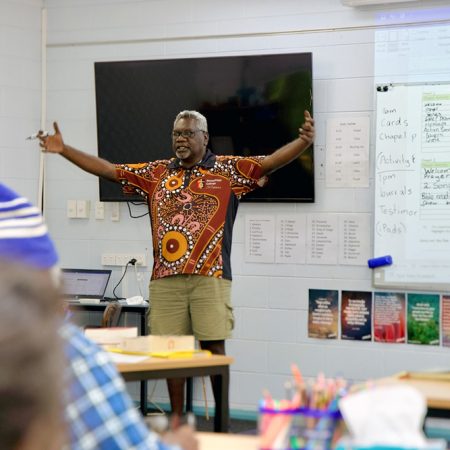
left=168, top=149, right=216, bottom=169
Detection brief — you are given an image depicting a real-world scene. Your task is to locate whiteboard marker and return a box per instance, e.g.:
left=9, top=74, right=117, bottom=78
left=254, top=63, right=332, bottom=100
left=367, top=255, right=392, bottom=269
left=26, top=131, right=49, bottom=140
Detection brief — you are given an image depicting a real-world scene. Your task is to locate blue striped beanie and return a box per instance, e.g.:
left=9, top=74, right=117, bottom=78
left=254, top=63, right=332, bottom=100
left=0, top=183, right=58, bottom=269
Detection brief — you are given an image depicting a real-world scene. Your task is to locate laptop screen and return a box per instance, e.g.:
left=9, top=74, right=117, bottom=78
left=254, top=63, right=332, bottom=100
left=61, top=268, right=112, bottom=300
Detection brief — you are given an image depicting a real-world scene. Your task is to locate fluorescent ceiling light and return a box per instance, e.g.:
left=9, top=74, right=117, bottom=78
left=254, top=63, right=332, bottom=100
left=342, top=0, right=419, bottom=6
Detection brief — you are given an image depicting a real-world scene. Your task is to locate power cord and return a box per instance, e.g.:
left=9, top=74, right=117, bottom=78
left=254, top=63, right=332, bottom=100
left=133, top=263, right=145, bottom=299
left=145, top=381, right=166, bottom=416
left=112, top=258, right=137, bottom=299
left=127, top=201, right=149, bottom=218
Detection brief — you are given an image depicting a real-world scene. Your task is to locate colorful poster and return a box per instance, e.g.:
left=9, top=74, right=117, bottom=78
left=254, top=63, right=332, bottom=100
left=407, top=293, right=440, bottom=345
left=341, top=291, right=372, bottom=341
left=442, top=295, right=450, bottom=347
left=308, top=289, right=339, bottom=339
left=373, top=292, right=406, bottom=343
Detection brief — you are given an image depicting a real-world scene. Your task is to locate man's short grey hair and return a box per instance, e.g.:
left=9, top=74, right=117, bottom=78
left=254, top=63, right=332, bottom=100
left=174, top=110, right=208, bottom=132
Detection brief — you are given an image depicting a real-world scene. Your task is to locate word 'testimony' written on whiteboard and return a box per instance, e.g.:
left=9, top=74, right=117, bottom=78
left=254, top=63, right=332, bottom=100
left=374, top=83, right=450, bottom=290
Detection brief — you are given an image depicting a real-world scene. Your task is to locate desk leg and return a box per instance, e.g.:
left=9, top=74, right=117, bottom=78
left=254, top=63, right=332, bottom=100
left=140, top=381, right=148, bottom=415
left=140, top=311, right=147, bottom=336
left=139, top=308, right=148, bottom=415
left=186, top=377, right=193, bottom=412
left=213, top=366, right=229, bottom=433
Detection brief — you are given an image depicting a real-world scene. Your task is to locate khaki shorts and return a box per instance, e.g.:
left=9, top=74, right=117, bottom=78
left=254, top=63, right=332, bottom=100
left=148, top=274, right=233, bottom=341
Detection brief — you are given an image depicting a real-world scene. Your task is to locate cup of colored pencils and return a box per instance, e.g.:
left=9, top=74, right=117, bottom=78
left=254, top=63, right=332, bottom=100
left=258, top=367, right=346, bottom=450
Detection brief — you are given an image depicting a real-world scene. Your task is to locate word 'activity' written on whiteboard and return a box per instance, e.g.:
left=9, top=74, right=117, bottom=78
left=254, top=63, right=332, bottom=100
left=374, top=83, right=450, bottom=290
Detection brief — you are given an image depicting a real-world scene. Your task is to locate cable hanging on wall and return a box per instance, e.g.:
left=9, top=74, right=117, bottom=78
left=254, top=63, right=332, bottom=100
left=112, top=258, right=137, bottom=299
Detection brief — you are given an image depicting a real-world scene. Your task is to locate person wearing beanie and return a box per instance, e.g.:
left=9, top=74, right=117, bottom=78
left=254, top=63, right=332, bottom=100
left=0, top=183, right=58, bottom=269
left=0, top=182, right=197, bottom=450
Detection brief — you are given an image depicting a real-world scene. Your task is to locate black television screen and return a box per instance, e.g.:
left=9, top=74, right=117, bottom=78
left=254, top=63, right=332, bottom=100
left=94, top=52, right=314, bottom=202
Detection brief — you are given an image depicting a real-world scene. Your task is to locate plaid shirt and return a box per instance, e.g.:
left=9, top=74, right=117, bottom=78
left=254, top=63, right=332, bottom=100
left=60, top=323, right=179, bottom=450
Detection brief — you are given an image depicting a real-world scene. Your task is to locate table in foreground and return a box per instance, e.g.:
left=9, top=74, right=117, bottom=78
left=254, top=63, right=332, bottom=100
left=117, top=354, right=234, bottom=432
left=197, top=431, right=259, bottom=450
left=378, top=372, right=450, bottom=418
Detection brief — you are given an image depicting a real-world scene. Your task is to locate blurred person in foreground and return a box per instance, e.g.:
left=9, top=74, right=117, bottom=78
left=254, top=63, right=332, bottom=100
left=0, top=182, right=197, bottom=450
left=0, top=262, right=66, bottom=450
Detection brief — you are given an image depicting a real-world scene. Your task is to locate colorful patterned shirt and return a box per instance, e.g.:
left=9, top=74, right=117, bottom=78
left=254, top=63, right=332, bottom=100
left=61, top=322, right=179, bottom=450
left=116, top=150, right=266, bottom=280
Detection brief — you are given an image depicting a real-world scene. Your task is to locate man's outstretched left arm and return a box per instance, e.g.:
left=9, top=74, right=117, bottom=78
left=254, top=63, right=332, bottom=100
left=260, top=110, right=315, bottom=176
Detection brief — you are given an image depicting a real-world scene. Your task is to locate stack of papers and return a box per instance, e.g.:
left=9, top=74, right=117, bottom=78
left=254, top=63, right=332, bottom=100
left=84, top=327, right=138, bottom=347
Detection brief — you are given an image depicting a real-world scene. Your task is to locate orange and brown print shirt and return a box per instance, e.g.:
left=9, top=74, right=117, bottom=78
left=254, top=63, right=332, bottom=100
left=115, top=150, right=266, bottom=281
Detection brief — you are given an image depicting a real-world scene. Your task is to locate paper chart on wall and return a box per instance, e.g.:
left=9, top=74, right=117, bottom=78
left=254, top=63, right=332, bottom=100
left=338, top=214, right=371, bottom=266
left=245, top=216, right=275, bottom=263
left=306, top=214, right=339, bottom=265
left=244, top=213, right=369, bottom=266
left=326, top=116, right=370, bottom=188
left=275, top=215, right=306, bottom=264
left=245, top=215, right=306, bottom=264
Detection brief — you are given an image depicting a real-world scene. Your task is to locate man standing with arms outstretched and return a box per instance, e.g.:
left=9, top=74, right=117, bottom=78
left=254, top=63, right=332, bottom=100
left=39, top=109, right=315, bottom=421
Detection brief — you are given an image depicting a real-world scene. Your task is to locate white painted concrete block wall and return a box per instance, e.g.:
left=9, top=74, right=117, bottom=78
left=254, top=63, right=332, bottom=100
left=36, top=0, right=450, bottom=412
left=0, top=0, right=43, bottom=203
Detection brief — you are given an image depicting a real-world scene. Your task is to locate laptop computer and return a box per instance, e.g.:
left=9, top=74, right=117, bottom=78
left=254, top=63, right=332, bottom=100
left=62, top=268, right=112, bottom=304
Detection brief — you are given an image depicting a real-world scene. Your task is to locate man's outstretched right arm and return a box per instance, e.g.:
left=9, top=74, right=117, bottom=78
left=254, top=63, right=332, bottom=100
left=38, top=122, right=118, bottom=183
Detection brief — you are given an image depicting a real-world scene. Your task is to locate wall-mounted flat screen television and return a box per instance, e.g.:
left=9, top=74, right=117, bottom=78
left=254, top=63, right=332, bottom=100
left=94, top=52, right=314, bottom=202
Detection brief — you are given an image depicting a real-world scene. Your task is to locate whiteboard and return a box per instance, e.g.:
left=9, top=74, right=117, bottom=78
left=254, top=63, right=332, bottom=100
left=374, top=83, right=450, bottom=291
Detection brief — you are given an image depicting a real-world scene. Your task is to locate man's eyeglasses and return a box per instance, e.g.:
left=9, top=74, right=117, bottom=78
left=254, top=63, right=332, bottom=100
left=172, top=129, right=204, bottom=139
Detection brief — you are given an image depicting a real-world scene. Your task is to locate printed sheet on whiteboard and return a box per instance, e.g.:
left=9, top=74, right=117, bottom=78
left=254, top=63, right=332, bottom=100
left=374, top=83, right=450, bottom=291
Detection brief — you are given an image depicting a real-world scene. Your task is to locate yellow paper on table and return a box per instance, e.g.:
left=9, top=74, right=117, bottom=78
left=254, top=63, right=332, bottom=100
left=106, top=335, right=214, bottom=358
left=151, top=350, right=211, bottom=358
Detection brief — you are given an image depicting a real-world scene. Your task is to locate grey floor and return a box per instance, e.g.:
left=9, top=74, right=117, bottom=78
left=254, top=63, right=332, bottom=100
left=145, top=409, right=257, bottom=435
left=194, top=414, right=257, bottom=434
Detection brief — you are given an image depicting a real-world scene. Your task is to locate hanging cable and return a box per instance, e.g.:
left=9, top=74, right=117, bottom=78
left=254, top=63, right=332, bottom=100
left=127, top=201, right=149, bottom=219
left=133, top=263, right=145, bottom=299
left=112, top=259, right=136, bottom=299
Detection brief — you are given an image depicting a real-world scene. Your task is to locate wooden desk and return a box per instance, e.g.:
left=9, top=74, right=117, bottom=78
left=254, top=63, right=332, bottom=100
left=378, top=374, right=450, bottom=418
left=67, top=301, right=148, bottom=335
left=197, top=432, right=259, bottom=450
left=117, top=354, right=233, bottom=432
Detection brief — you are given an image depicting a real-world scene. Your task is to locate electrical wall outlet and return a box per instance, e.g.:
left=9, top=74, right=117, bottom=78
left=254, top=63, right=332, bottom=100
left=110, top=202, right=120, bottom=221
left=76, top=200, right=90, bottom=218
left=101, top=253, right=116, bottom=266
left=130, top=254, right=146, bottom=266
left=122, top=253, right=146, bottom=266
left=67, top=199, right=77, bottom=218
left=115, top=254, right=129, bottom=266
left=101, top=253, right=146, bottom=266
left=95, top=201, right=105, bottom=220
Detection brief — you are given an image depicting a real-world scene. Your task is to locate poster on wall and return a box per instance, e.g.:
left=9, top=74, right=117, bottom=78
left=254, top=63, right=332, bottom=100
left=373, top=292, right=406, bottom=343
left=407, top=293, right=440, bottom=345
left=308, top=289, right=339, bottom=339
left=341, top=290, right=372, bottom=341
left=442, top=295, right=450, bottom=347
